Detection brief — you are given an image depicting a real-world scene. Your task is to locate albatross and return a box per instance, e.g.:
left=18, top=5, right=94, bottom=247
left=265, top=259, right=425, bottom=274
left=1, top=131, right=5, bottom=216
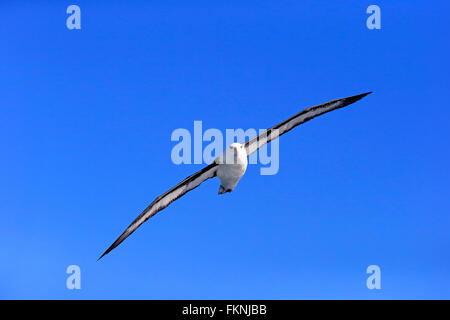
left=99, top=92, right=372, bottom=259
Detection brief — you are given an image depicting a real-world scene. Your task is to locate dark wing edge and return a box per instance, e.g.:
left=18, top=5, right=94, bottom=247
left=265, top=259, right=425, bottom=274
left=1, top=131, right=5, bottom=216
left=98, top=162, right=218, bottom=260
left=244, top=92, right=372, bottom=155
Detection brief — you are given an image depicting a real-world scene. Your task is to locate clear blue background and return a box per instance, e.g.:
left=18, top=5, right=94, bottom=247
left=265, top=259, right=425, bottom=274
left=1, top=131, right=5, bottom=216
left=1, top=1, right=449, bottom=299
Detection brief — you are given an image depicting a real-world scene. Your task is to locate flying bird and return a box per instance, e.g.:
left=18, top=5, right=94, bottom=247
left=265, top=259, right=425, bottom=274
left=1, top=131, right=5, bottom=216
left=99, top=92, right=372, bottom=259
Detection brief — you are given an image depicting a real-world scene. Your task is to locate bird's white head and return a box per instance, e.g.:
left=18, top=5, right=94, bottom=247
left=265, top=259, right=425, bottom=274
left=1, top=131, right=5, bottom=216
left=216, top=142, right=247, bottom=165
left=229, top=143, right=246, bottom=157
left=229, top=142, right=243, bottom=150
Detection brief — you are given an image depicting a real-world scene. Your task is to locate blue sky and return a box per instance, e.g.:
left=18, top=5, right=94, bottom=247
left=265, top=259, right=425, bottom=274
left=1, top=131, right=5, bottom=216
left=1, top=1, right=449, bottom=299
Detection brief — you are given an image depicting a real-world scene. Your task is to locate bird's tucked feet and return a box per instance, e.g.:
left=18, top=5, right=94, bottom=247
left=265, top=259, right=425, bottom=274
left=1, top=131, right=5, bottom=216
left=218, top=185, right=232, bottom=195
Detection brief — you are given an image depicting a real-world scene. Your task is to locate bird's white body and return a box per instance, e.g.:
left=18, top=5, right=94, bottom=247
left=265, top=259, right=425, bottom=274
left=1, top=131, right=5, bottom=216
left=215, top=143, right=248, bottom=194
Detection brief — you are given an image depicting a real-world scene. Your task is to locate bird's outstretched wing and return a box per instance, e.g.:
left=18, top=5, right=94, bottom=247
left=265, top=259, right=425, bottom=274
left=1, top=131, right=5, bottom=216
left=99, top=162, right=218, bottom=259
left=244, top=92, right=372, bottom=156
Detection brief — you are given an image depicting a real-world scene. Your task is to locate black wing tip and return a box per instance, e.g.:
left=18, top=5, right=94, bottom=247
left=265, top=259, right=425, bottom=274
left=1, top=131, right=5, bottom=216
left=359, top=91, right=373, bottom=97
left=345, top=91, right=373, bottom=103
left=98, top=226, right=136, bottom=261
left=98, top=235, right=125, bottom=261
left=97, top=245, right=114, bottom=261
